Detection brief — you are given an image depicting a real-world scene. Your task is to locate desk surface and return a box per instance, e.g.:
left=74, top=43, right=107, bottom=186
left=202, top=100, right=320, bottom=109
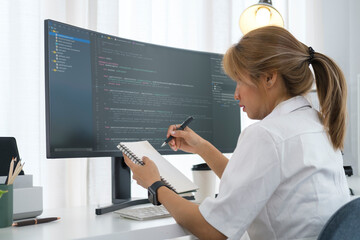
left=0, top=204, right=193, bottom=240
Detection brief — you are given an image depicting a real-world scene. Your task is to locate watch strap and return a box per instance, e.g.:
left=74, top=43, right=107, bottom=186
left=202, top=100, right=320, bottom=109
left=148, top=181, right=167, bottom=205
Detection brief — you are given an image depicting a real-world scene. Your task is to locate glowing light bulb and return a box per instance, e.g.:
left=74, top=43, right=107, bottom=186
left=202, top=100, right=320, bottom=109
left=255, top=7, right=271, bottom=26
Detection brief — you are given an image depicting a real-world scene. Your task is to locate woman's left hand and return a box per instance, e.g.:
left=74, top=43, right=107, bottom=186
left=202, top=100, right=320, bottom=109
left=124, top=155, right=161, bottom=189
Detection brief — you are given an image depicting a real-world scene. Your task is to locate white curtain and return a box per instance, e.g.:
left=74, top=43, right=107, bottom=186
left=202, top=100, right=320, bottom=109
left=0, top=0, right=250, bottom=209
left=1, top=0, right=358, bottom=210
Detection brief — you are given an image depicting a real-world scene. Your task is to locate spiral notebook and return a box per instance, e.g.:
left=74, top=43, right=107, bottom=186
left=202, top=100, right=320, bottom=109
left=117, top=140, right=198, bottom=194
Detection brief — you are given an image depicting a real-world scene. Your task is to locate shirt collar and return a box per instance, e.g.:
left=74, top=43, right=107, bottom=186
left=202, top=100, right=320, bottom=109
left=264, top=96, right=312, bottom=120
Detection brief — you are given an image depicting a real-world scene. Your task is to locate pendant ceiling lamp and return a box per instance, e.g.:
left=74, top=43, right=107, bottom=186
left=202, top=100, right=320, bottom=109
left=239, top=0, right=284, bottom=35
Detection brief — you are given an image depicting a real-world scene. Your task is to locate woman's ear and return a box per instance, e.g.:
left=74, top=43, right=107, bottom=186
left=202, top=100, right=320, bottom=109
left=264, top=71, right=278, bottom=89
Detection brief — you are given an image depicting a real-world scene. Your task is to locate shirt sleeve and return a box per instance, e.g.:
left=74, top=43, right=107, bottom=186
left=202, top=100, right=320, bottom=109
left=199, top=124, right=281, bottom=239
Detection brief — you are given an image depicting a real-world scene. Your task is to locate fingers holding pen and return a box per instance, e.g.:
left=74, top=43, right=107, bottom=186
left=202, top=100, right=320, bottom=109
left=169, top=139, right=177, bottom=151
left=168, top=126, right=191, bottom=151
left=170, top=129, right=182, bottom=150
left=166, top=124, right=178, bottom=139
left=166, top=121, right=199, bottom=153
left=167, top=124, right=179, bottom=150
left=167, top=124, right=177, bottom=133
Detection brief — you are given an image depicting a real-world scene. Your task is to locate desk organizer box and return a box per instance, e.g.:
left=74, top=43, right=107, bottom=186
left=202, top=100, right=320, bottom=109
left=0, top=175, right=43, bottom=220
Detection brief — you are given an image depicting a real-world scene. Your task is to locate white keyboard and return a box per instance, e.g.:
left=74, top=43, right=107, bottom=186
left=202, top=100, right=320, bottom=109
left=114, top=205, right=171, bottom=221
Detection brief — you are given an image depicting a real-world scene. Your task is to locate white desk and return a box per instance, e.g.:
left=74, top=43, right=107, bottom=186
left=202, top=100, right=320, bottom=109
left=2, top=177, right=358, bottom=239
left=0, top=204, right=194, bottom=240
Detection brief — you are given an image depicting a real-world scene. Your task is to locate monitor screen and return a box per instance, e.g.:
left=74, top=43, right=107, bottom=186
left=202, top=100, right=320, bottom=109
left=44, top=19, right=240, bottom=158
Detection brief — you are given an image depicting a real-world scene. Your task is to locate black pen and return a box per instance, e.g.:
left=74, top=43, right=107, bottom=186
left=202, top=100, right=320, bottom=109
left=12, top=217, right=60, bottom=227
left=161, top=116, right=194, bottom=147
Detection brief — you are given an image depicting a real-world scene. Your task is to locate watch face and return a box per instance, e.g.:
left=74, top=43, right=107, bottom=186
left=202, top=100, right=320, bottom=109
left=148, top=181, right=163, bottom=206
left=148, top=188, right=156, bottom=205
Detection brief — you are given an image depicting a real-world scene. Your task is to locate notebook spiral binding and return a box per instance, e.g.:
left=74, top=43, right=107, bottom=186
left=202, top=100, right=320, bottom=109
left=117, top=143, right=177, bottom=193
left=118, top=144, right=144, bottom=166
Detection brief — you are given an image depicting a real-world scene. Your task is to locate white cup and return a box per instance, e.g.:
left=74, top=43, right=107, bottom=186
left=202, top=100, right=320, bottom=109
left=191, top=163, right=216, bottom=203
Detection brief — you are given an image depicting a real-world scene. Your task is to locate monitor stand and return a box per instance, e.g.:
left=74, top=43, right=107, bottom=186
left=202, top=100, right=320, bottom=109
left=95, top=156, right=148, bottom=215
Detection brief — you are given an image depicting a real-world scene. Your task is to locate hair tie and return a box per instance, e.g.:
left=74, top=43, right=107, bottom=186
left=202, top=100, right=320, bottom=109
left=308, top=46, right=315, bottom=64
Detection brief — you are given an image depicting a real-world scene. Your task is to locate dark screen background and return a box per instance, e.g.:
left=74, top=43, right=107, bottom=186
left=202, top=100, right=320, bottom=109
left=45, top=20, right=240, bottom=158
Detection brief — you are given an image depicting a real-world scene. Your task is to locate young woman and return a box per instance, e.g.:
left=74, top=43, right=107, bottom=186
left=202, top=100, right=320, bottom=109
left=124, top=26, right=350, bottom=240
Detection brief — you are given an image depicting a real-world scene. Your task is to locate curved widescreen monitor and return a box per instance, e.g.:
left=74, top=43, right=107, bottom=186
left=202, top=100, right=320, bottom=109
left=44, top=19, right=240, bottom=158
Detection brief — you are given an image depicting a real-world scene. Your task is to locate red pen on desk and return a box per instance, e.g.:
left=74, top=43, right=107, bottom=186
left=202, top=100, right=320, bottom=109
left=12, top=217, right=60, bottom=227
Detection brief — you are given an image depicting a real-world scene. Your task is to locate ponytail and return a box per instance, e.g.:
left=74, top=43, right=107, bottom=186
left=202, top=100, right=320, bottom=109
left=311, top=53, right=347, bottom=150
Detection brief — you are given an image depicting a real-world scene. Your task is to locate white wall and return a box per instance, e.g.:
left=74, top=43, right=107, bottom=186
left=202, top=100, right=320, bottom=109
left=348, top=0, right=360, bottom=175
left=1, top=0, right=359, bottom=209
left=287, top=0, right=360, bottom=174
left=319, top=0, right=360, bottom=174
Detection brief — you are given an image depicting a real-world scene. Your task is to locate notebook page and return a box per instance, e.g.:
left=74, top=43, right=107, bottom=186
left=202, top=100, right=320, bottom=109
left=119, top=141, right=198, bottom=194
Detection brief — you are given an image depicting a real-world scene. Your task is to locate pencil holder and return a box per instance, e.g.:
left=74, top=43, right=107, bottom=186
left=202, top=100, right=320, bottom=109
left=0, top=184, right=13, bottom=228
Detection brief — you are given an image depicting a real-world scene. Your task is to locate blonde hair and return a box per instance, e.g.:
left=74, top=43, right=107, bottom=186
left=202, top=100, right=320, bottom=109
left=223, top=26, right=347, bottom=150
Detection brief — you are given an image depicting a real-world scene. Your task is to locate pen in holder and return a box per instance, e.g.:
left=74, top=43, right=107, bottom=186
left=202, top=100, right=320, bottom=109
left=0, top=156, right=25, bottom=227
left=5, top=157, right=24, bottom=185
left=0, top=184, right=13, bottom=228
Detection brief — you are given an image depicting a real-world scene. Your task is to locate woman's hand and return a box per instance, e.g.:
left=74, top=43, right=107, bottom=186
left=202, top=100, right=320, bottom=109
left=124, top=155, right=161, bottom=189
left=166, top=125, right=205, bottom=154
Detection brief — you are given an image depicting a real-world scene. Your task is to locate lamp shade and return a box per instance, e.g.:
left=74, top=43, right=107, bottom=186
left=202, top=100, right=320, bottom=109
left=239, top=0, right=284, bottom=35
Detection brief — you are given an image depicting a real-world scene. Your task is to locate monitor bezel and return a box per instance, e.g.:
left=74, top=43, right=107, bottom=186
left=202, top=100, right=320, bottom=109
left=44, top=19, right=239, bottom=159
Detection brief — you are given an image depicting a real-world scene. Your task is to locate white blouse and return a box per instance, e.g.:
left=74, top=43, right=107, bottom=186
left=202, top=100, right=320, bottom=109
left=199, top=96, right=350, bottom=240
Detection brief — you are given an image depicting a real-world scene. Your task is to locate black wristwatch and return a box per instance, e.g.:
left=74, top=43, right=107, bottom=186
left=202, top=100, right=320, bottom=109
left=148, top=181, right=167, bottom=206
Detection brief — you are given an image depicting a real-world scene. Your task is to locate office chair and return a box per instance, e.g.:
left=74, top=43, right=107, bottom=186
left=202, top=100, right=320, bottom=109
left=317, top=197, right=360, bottom=240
